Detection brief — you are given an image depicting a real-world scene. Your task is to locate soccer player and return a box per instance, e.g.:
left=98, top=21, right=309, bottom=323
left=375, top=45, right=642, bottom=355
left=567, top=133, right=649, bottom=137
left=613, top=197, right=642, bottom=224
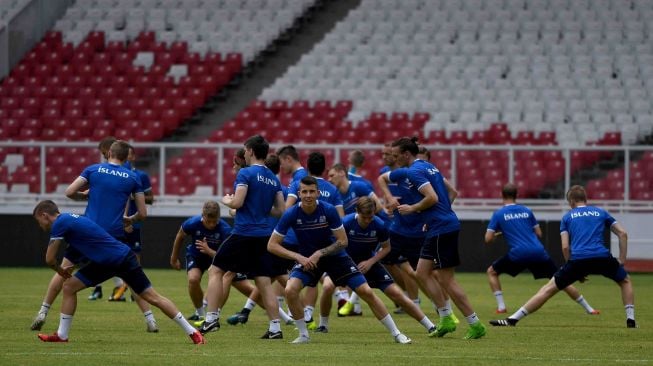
left=286, top=152, right=345, bottom=327
left=321, top=197, right=436, bottom=334
left=368, top=144, right=422, bottom=314
left=29, top=139, right=149, bottom=331
left=378, top=137, right=486, bottom=340
left=32, top=200, right=204, bottom=344
left=226, top=153, right=295, bottom=326
left=485, top=183, right=599, bottom=315
left=328, top=163, right=382, bottom=215
left=347, top=149, right=374, bottom=190
left=198, top=135, right=286, bottom=339
left=490, top=185, right=636, bottom=328
left=88, top=136, right=120, bottom=300
left=170, top=201, right=232, bottom=321
left=268, top=176, right=412, bottom=344
left=277, top=145, right=307, bottom=183
left=65, top=140, right=160, bottom=332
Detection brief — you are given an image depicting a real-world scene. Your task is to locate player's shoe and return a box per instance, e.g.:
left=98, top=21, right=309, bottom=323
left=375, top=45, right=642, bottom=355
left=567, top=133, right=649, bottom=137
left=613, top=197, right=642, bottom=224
left=495, top=308, right=507, bottom=314
left=31, top=312, right=47, bottom=331
left=146, top=321, right=159, bottom=333
left=451, top=312, right=460, bottom=324
left=38, top=333, right=68, bottom=342
left=187, top=313, right=203, bottom=321
left=87, top=286, right=102, bottom=300
left=198, top=319, right=220, bottom=334
left=394, top=333, right=412, bottom=344
left=463, top=322, right=487, bottom=339
left=285, top=319, right=295, bottom=325
left=315, top=326, right=328, bottom=333
left=627, top=319, right=637, bottom=328
left=110, top=284, right=128, bottom=301
left=489, top=318, right=518, bottom=327
left=227, top=311, right=249, bottom=325
left=338, top=301, right=353, bottom=317
left=108, top=295, right=126, bottom=302
left=260, top=330, right=283, bottom=339
left=337, top=298, right=347, bottom=310
left=306, top=318, right=317, bottom=330
left=291, top=335, right=310, bottom=344
left=588, top=309, right=600, bottom=315
left=430, top=315, right=456, bottom=337
left=393, top=306, right=405, bottom=314
left=427, top=326, right=437, bottom=334
left=192, top=319, right=205, bottom=328
left=189, top=331, right=206, bottom=344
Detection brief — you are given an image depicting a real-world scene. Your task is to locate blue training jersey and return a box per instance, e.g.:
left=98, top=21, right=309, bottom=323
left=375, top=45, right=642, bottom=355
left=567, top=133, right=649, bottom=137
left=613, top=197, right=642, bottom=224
left=339, top=180, right=374, bottom=214
left=560, top=205, right=615, bottom=260
left=342, top=213, right=389, bottom=263
left=348, top=172, right=374, bottom=191
left=50, top=213, right=130, bottom=266
left=181, top=215, right=232, bottom=257
left=388, top=159, right=460, bottom=237
left=274, top=200, right=345, bottom=258
left=382, top=166, right=427, bottom=238
left=285, top=177, right=343, bottom=246
left=80, top=162, right=143, bottom=238
left=232, top=164, right=282, bottom=236
left=127, top=168, right=151, bottom=230
left=487, top=204, right=549, bottom=261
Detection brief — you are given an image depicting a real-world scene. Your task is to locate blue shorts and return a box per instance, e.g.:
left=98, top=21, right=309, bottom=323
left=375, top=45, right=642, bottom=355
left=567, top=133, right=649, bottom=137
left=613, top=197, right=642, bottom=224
left=362, top=262, right=394, bottom=291
left=123, top=227, right=142, bottom=253
left=421, top=230, right=460, bottom=269
left=492, top=255, right=558, bottom=279
left=212, top=234, right=275, bottom=277
left=554, top=256, right=628, bottom=290
left=75, top=252, right=152, bottom=295
left=381, top=231, right=423, bottom=269
left=289, top=254, right=367, bottom=290
left=186, top=253, right=213, bottom=273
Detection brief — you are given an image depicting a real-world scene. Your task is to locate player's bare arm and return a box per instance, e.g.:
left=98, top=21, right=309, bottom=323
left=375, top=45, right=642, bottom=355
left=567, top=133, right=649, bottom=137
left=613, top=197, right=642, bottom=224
left=45, top=239, right=72, bottom=279
left=170, top=227, right=186, bottom=270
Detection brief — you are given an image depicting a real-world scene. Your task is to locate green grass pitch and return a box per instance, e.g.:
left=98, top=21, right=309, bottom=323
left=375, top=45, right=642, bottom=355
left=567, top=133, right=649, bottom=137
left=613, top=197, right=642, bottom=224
left=1, top=268, right=651, bottom=366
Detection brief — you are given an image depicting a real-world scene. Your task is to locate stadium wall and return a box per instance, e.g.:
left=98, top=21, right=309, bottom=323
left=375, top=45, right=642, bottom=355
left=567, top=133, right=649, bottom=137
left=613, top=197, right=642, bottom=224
left=6, top=214, right=580, bottom=272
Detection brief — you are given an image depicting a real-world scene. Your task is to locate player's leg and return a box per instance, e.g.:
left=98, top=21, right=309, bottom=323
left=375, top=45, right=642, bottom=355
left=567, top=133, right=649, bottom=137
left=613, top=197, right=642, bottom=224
left=227, top=277, right=261, bottom=325
left=135, top=286, right=204, bottom=343
left=619, top=276, right=636, bottom=327
left=285, top=276, right=310, bottom=343
left=487, top=265, right=506, bottom=313
left=128, top=252, right=158, bottom=332
left=491, top=277, right=561, bottom=327
left=254, top=275, right=283, bottom=339
left=301, top=285, right=318, bottom=329
left=353, top=282, right=411, bottom=344
left=200, top=265, right=226, bottom=333
left=316, top=276, right=335, bottom=332
left=382, top=283, right=435, bottom=333
left=31, top=258, right=74, bottom=330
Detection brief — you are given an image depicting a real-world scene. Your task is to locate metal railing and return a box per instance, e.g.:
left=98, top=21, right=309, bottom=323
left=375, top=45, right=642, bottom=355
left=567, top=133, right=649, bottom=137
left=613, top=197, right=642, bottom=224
left=1, top=141, right=652, bottom=215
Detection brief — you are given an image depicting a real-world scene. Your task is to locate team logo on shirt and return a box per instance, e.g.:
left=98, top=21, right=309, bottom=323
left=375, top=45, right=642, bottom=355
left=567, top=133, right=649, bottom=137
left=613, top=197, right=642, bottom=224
left=319, top=215, right=326, bottom=223
left=350, top=266, right=357, bottom=273
left=296, top=219, right=302, bottom=225
left=349, top=230, right=356, bottom=236
left=370, top=230, right=376, bottom=237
